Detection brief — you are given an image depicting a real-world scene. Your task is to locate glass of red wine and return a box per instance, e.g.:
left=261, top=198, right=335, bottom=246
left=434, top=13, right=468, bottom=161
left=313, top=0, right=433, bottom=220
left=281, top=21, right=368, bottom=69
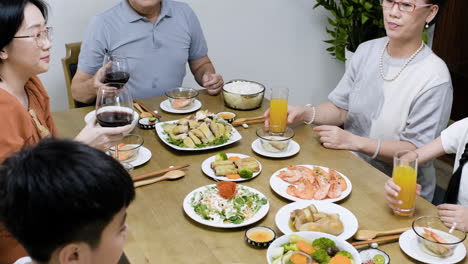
left=96, top=83, right=135, bottom=170
left=103, top=55, right=130, bottom=85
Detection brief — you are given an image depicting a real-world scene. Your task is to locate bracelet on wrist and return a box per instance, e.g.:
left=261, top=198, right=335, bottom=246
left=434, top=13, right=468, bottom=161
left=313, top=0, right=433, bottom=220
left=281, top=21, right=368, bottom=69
left=303, top=104, right=316, bottom=125
left=371, top=139, right=381, bottom=160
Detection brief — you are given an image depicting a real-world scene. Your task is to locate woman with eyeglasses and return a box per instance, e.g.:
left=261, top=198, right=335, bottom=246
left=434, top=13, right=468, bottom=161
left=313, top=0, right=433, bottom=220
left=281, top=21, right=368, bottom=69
left=0, top=0, right=131, bottom=262
left=264, top=0, right=451, bottom=201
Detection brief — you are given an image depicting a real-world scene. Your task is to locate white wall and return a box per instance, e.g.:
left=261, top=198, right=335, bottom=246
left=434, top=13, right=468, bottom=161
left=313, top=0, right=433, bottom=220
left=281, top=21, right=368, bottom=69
left=43, top=0, right=345, bottom=111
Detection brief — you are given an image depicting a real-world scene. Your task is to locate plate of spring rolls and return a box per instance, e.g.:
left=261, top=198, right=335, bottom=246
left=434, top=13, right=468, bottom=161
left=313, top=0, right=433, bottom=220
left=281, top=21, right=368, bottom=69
left=155, top=110, right=242, bottom=151
left=201, top=152, right=262, bottom=182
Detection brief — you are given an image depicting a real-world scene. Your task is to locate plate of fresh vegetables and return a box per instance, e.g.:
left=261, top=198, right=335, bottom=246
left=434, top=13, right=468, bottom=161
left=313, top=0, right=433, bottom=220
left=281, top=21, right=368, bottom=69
left=183, top=181, right=269, bottom=228
left=267, top=231, right=361, bottom=264
left=201, top=152, right=262, bottom=182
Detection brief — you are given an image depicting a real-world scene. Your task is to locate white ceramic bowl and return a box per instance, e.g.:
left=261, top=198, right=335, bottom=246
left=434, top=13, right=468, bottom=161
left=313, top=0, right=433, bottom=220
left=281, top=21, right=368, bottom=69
left=84, top=110, right=139, bottom=134
left=266, top=231, right=361, bottom=264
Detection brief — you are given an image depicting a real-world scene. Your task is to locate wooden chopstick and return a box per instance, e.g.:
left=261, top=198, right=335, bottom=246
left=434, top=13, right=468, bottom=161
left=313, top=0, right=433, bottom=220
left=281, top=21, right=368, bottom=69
left=232, top=117, right=265, bottom=126
left=351, top=234, right=401, bottom=247
left=133, top=99, right=161, bottom=119
left=132, top=164, right=189, bottom=182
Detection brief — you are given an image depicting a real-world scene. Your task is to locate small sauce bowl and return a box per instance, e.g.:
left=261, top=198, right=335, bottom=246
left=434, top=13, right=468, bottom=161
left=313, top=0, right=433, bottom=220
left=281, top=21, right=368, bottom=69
left=217, top=111, right=236, bottom=123
left=245, top=226, right=276, bottom=248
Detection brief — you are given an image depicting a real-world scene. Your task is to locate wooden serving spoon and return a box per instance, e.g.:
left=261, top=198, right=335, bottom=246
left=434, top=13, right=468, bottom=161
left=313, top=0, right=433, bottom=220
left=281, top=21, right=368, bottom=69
left=133, top=103, right=153, bottom=118
left=354, top=227, right=410, bottom=240
left=134, top=170, right=185, bottom=188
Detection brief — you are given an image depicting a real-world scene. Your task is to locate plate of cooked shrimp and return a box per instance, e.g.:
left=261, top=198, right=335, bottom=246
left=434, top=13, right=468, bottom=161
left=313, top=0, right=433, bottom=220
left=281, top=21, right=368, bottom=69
left=269, top=165, right=352, bottom=203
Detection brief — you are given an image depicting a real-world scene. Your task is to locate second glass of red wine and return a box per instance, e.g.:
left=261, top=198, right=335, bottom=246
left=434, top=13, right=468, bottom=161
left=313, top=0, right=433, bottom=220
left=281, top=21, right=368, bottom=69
left=96, top=83, right=135, bottom=170
left=103, top=55, right=130, bottom=86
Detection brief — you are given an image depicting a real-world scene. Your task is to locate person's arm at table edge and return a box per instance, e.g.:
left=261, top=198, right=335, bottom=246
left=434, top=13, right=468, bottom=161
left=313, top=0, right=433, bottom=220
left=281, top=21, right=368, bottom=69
left=71, top=65, right=109, bottom=104
left=71, top=70, right=99, bottom=104
left=189, top=55, right=223, bottom=95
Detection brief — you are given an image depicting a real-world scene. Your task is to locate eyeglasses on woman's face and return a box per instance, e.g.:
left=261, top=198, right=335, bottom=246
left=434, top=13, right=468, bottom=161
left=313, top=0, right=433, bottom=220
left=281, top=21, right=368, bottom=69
left=13, top=26, right=53, bottom=48
left=380, top=0, right=433, bottom=13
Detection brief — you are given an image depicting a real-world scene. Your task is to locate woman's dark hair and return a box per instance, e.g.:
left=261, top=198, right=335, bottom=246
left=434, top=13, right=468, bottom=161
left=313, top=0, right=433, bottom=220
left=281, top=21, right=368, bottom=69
left=0, top=0, right=48, bottom=52
left=0, top=139, right=135, bottom=262
left=427, top=0, right=447, bottom=26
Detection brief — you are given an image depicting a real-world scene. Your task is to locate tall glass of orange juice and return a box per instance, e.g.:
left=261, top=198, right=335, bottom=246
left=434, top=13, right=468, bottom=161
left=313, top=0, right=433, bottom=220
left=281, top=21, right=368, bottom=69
left=269, top=87, right=288, bottom=133
left=392, top=150, right=418, bottom=216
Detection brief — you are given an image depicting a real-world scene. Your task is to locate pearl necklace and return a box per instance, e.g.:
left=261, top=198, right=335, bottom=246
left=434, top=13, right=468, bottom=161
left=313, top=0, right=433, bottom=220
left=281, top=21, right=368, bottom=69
left=379, top=40, right=424, bottom=82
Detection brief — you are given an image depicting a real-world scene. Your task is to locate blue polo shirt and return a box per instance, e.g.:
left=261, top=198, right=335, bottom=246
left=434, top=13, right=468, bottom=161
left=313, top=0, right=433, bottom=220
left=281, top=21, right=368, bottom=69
left=78, top=0, right=208, bottom=98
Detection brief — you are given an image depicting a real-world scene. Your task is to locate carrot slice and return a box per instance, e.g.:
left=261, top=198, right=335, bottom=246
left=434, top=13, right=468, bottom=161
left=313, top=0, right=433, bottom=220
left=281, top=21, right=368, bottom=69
left=226, top=174, right=240, bottom=179
left=228, top=156, right=241, bottom=161
left=297, top=240, right=315, bottom=255
left=290, top=253, right=308, bottom=264
left=217, top=181, right=237, bottom=199
left=329, top=255, right=352, bottom=264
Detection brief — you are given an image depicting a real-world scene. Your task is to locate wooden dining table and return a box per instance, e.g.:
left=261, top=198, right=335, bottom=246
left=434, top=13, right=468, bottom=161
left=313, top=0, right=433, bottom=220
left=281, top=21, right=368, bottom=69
left=53, top=91, right=468, bottom=264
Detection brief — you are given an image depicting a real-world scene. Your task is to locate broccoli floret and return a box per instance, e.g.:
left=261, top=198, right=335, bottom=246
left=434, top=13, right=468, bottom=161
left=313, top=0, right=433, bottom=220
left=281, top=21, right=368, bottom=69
left=312, top=237, right=336, bottom=251
left=311, top=249, right=331, bottom=263
left=215, top=152, right=228, bottom=161
left=282, top=242, right=298, bottom=252
left=239, top=167, right=253, bottom=178
left=336, top=250, right=353, bottom=260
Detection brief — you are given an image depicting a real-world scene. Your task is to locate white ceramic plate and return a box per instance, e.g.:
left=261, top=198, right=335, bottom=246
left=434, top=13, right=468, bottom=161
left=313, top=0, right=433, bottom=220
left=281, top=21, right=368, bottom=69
left=266, top=231, right=361, bottom=264
left=160, top=99, right=202, bottom=114
left=84, top=110, right=139, bottom=134
left=201, top=153, right=262, bottom=182
left=275, top=200, right=358, bottom=240
left=269, top=165, right=352, bottom=203
left=155, top=120, right=242, bottom=151
left=251, top=138, right=300, bottom=158
left=183, top=184, right=269, bottom=228
left=129, top=146, right=152, bottom=167
left=399, top=229, right=467, bottom=264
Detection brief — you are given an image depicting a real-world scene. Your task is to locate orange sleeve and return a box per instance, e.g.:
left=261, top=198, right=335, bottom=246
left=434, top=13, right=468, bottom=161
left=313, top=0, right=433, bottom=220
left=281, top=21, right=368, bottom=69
left=0, top=93, right=31, bottom=163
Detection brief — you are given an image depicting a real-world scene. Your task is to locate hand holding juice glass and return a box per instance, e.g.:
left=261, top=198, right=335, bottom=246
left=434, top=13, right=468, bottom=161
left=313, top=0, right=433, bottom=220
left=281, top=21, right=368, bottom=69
left=269, top=87, right=288, bottom=133
left=392, top=150, right=418, bottom=216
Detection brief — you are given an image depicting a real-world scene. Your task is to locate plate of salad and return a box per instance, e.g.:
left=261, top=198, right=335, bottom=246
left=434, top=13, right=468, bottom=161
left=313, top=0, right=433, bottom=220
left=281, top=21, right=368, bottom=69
left=201, top=152, right=262, bottom=182
left=267, top=231, right=361, bottom=264
left=183, top=182, right=269, bottom=228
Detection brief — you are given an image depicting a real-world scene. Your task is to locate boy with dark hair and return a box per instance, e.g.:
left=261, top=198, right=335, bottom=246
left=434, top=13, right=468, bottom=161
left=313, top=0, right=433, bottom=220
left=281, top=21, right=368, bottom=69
left=0, top=139, right=135, bottom=264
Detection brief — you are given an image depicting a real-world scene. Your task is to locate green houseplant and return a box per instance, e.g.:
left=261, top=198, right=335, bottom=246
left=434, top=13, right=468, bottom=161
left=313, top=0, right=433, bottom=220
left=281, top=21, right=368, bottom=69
left=314, top=0, right=386, bottom=61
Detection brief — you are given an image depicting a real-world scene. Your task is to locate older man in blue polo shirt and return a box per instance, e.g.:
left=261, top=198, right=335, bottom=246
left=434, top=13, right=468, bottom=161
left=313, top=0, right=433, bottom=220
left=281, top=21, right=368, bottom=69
left=71, top=0, right=223, bottom=103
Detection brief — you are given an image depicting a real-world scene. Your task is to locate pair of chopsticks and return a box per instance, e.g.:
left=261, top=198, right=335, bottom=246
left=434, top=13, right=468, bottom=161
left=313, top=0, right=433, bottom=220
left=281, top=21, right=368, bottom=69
left=133, top=99, right=161, bottom=119
left=231, top=115, right=265, bottom=126
left=351, top=234, right=401, bottom=249
left=132, top=164, right=189, bottom=182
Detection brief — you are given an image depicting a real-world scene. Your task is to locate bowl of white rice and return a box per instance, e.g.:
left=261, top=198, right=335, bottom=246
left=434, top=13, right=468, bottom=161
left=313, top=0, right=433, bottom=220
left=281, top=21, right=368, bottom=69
left=222, top=79, right=265, bottom=110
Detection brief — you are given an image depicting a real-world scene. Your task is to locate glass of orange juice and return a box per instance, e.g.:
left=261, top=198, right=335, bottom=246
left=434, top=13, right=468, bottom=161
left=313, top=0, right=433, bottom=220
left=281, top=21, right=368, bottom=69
left=392, top=150, right=418, bottom=216
left=269, top=87, right=289, bottom=133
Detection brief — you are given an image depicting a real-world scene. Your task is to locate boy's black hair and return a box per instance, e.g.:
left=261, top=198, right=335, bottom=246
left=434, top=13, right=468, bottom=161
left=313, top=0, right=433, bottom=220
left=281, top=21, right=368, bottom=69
left=0, top=139, right=135, bottom=262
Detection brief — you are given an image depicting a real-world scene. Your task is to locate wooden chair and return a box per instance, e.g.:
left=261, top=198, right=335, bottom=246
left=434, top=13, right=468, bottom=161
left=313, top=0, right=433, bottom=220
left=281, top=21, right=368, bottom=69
left=61, top=42, right=81, bottom=109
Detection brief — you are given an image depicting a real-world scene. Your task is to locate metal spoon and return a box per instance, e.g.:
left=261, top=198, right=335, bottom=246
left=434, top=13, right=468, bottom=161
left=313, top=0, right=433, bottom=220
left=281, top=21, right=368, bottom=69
left=134, top=170, right=185, bottom=188
left=354, top=227, right=410, bottom=240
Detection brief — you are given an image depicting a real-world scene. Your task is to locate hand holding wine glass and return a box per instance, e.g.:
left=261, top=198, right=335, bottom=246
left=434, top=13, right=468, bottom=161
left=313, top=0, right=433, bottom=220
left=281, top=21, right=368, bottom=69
left=103, top=55, right=130, bottom=85
left=96, top=83, right=135, bottom=170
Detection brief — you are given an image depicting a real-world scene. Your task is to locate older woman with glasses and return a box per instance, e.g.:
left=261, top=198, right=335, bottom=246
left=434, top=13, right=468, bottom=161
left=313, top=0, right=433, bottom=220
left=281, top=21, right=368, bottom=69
left=0, top=0, right=131, bottom=262
left=265, top=0, right=451, bottom=202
